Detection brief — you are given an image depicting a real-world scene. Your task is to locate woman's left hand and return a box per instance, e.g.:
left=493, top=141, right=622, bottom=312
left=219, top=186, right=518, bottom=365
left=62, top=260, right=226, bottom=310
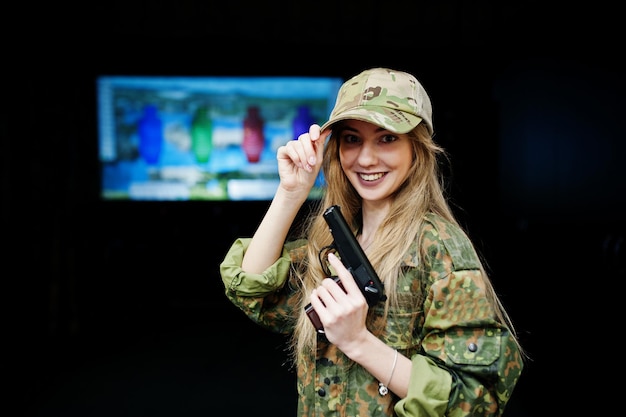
left=309, top=252, right=371, bottom=350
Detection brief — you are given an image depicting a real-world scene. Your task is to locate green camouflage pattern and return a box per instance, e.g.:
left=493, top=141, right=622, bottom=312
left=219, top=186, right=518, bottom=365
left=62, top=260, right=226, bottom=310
left=319, top=68, right=434, bottom=135
left=220, top=213, right=523, bottom=416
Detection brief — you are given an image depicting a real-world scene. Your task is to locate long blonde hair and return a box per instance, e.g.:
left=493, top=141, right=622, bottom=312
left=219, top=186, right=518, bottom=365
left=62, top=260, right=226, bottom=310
left=288, top=122, right=522, bottom=364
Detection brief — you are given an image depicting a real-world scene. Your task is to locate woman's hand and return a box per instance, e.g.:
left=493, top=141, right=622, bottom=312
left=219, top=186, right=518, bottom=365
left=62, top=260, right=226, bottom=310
left=275, top=124, right=329, bottom=199
left=309, top=253, right=370, bottom=352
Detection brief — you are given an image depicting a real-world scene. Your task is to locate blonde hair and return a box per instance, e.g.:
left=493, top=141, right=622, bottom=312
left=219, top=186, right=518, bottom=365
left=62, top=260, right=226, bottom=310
left=288, top=122, right=523, bottom=364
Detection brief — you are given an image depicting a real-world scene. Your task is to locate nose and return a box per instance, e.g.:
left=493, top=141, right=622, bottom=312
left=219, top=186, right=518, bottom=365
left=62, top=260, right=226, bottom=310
left=357, top=142, right=378, bottom=166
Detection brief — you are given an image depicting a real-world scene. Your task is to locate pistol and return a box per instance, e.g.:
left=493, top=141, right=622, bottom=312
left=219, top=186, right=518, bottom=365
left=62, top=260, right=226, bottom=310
left=305, top=205, right=387, bottom=333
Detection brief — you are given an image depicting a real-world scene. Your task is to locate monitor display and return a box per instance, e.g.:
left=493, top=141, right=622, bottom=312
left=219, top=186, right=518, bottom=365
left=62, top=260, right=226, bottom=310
left=97, top=75, right=343, bottom=201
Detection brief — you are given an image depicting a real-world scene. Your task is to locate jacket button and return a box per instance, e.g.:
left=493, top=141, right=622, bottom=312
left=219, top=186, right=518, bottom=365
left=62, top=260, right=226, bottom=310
left=468, top=343, right=478, bottom=352
left=317, top=388, right=326, bottom=397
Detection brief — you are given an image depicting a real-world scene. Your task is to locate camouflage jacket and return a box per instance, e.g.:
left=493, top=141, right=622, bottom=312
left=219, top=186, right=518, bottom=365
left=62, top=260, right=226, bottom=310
left=219, top=213, right=523, bottom=417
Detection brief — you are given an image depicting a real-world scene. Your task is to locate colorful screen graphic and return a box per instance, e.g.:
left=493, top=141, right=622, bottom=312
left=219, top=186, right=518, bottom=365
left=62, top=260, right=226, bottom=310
left=97, top=75, right=343, bottom=200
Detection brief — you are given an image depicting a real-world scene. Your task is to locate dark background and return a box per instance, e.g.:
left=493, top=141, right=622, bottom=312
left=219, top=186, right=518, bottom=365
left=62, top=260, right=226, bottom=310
left=2, top=2, right=624, bottom=416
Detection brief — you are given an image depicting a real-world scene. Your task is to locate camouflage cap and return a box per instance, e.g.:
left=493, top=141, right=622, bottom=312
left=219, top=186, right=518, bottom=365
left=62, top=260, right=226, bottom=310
left=320, top=68, right=433, bottom=135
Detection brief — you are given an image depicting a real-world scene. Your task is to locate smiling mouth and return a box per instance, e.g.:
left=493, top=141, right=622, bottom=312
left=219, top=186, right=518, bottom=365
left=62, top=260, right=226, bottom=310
left=359, top=172, right=385, bottom=181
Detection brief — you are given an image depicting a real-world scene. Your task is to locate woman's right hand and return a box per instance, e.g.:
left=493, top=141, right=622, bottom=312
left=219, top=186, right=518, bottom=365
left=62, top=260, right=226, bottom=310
left=276, top=124, right=329, bottom=198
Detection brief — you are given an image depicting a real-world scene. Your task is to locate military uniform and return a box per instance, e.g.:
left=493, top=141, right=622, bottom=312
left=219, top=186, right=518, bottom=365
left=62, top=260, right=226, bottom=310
left=220, top=213, right=523, bottom=417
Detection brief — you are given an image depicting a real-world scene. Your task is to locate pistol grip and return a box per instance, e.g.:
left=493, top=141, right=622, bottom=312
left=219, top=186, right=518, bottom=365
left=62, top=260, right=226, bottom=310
left=304, top=276, right=344, bottom=333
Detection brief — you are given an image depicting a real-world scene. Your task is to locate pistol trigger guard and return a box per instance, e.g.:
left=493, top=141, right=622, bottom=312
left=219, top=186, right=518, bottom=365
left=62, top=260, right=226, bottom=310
left=318, top=244, right=335, bottom=277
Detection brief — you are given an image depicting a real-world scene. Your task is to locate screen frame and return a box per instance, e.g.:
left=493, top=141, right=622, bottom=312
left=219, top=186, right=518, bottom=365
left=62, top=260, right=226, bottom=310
left=96, top=74, right=343, bottom=202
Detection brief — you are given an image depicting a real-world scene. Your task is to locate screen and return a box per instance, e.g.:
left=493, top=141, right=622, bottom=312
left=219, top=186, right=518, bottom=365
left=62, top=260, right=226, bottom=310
left=97, top=75, right=343, bottom=201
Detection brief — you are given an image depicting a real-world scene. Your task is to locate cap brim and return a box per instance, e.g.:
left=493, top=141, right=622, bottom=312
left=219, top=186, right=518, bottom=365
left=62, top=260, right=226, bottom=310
left=320, top=107, right=423, bottom=134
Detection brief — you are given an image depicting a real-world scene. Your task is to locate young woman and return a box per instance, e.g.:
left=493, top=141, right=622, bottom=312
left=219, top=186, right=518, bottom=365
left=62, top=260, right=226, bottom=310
left=220, top=67, right=524, bottom=416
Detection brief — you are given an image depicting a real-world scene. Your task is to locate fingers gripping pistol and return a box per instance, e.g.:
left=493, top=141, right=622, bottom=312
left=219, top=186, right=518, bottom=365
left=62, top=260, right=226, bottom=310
left=304, top=205, right=387, bottom=333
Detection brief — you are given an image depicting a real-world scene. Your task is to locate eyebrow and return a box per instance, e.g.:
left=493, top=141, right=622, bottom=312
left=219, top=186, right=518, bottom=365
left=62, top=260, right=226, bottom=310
left=339, top=125, right=389, bottom=134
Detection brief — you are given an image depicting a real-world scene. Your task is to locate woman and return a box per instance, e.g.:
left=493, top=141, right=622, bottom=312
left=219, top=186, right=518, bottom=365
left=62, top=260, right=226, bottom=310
left=220, top=67, right=524, bottom=416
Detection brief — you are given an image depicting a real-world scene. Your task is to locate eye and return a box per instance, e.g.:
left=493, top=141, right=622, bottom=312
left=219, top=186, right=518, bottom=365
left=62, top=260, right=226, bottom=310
left=380, top=134, right=398, bottom=144
left=341, top=133, right=361, bottom=144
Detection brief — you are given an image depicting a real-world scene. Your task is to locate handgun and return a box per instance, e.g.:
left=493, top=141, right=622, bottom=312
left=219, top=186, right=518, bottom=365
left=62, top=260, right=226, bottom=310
left=305, top=205, right=387, bottom=333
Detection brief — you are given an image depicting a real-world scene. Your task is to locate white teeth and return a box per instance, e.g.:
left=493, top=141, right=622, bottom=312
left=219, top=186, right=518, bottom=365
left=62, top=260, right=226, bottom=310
left=360, top=173, right=384, bottom=181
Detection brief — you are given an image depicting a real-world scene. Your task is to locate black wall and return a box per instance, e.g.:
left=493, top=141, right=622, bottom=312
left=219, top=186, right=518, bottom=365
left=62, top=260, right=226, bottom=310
left=2, top=2, right=624, bottom=416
